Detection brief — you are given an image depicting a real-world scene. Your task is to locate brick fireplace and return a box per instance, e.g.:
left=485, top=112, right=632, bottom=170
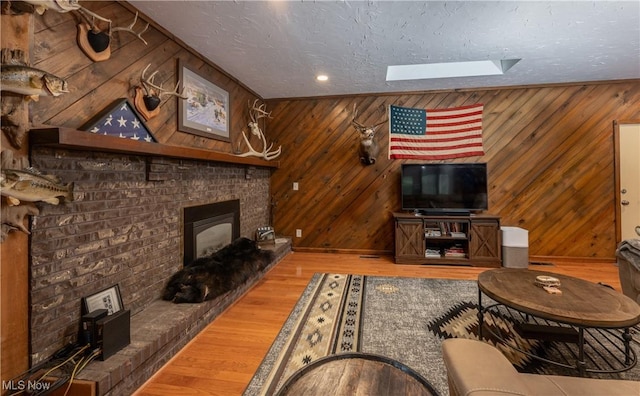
left=28, top=147, right=288, bottom=394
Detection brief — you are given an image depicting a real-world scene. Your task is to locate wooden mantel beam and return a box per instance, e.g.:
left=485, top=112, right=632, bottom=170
left=29, top=128, right=280, bottom=169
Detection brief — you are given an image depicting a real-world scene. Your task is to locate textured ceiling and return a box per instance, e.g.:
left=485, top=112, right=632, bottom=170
left=130, top=1, right=640, bottom=99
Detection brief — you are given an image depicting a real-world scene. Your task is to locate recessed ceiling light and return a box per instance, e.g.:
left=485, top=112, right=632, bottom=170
left=316, top=74, right=329, bottom=82
left=386, top=59, right=521, bottom=81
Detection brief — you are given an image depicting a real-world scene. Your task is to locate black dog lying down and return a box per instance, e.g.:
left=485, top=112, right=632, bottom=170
left=163, top=237, right=275, bottom=303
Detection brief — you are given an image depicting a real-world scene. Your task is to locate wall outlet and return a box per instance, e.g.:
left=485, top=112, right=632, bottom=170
left=296, top=229, right=302, bottom=238
left=293, top=182, right=299, bottom=191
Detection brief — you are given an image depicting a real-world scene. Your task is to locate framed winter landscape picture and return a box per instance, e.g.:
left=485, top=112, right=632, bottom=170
left=178, top=60, right=230, bottom=142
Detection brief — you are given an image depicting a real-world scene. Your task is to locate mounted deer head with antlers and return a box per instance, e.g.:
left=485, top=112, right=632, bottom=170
left=134, top=64, right=187, bottom=121
left=351, top=104, right=386, bottom=165
left=235, top=100, right=282, bottom=161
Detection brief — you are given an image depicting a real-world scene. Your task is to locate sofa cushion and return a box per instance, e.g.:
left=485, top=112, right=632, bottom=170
left=520, top=373, right=640, bottom=396
left=442, top=338, right=529, bottom=396
left=442, top=338, right=640, bottom=396
left=619, top=258, right=640, bottom=304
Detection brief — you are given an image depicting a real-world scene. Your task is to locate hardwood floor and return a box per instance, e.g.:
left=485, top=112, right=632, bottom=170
left=133, top=252, right=622, bottom=396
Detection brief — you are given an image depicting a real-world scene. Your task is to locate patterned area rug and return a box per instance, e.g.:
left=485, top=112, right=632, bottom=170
left=426, top=301, right=550, bottom=373
left=249, top=274, right=367, bottom=395
left=244, top=273, right=640, bottom=396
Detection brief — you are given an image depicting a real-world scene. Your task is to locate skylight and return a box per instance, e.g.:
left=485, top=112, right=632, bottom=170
left=386, top=59, right=521, bottom=81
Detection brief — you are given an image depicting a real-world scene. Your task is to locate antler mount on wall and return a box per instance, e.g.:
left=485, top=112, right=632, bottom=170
left=235, top=100, right=282, bottom=161
left=134, top=64, right=186, bottom=121
left=76, top=11, right=149, bottom=62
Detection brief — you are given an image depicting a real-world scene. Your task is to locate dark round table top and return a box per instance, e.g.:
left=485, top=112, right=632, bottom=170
left=478, top=268, right=640, bottom=328
left=275, top=353, right=439, bottom=396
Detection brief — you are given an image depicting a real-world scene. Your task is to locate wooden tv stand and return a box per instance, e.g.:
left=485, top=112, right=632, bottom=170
left=393, top=212, right=501, bottom=267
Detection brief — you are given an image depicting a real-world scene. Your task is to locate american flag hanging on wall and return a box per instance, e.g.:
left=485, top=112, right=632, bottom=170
left=388, top=104, right=484, bottom=160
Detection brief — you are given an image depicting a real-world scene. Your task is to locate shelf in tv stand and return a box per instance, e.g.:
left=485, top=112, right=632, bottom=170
left=393, top=212, right=502, bottom=268
left=424, top=257, right=470, bottom=264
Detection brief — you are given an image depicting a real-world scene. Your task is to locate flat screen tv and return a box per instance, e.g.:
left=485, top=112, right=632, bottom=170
left=401, top=163, right=488, bottom=214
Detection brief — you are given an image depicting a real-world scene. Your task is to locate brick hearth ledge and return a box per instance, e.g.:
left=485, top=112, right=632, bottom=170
left=75, top=239, right=291, bottom=396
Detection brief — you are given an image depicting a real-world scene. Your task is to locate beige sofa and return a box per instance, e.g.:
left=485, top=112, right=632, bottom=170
left=617, top=239, right=640, bottom=304
left=442, top=338, right=639, bottom=396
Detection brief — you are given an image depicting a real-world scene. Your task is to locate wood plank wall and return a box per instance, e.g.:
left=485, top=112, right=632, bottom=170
left=29, top=1, right=261, bottom=153
left=266, top=81, right=640, bottom=258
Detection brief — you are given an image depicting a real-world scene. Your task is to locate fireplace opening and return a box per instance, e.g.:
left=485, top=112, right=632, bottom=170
left=183, top=200, right=240, bottom=265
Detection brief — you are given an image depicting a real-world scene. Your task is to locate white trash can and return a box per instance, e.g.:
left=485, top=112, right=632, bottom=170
left=501, top=226, right=529, bottom=268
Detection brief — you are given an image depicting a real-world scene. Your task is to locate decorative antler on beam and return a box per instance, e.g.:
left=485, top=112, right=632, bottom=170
left=236, top=134, right=282, bottom=161
left=235, top=100, right=282, bottom=161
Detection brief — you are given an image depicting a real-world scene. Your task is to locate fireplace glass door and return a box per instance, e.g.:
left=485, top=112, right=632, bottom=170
left=184, top=200, right=240, bottom=265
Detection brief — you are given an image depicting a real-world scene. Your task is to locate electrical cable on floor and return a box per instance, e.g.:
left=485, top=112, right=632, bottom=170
left=63, top=348, right=101, bottom=396
left=6, top=343, right=95, bottom=396
left=37, top=344, right=90, bottom=383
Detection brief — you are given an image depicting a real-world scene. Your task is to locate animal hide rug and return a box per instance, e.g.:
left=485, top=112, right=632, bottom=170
left=163, top=237, right=274, bottom=303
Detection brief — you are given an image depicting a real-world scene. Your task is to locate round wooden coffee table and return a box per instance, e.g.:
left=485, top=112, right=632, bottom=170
left=275, top=353, right=439, bottom=396
left=478, top=268, right=640, bottom=374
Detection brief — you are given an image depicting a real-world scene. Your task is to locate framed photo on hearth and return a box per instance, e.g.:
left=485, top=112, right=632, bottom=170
left=178, top=60, right=230, bottom=142
left=82, top=285, right=124, bottom=315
